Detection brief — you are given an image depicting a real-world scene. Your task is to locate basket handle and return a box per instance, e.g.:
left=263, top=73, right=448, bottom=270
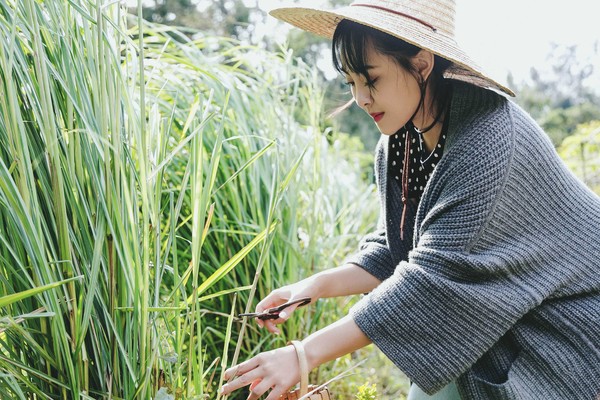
left=289, top=340, right=309, bottom=396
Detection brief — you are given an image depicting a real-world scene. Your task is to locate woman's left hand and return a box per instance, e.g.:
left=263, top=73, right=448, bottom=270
left=220, top=344, right=300, bottom=400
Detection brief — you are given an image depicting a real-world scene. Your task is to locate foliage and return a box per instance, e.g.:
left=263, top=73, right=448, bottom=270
left=558, top=121, right=600, bottom=194
left=134, top=0, right=252, bottom=39
left=355, top=382, right=377, bottom=400
left=510, top=43, right=600, bottom=145
left=0, top=1, right=378, bottom=399
left=134, top=0, right=378, bottom=158
left=539, top=102, right=600, bottom=146
left=336, top=346, right=409, bottom=399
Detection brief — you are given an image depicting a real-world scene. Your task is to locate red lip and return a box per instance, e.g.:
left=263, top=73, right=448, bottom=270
left=370, top=112, right=384, bottom=122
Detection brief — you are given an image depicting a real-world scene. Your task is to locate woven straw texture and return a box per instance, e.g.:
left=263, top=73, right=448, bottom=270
left=270, top=0, right=514, bottom=96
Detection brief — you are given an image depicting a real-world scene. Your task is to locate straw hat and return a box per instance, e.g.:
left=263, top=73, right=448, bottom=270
left=269, top=0, right=514, bottom=97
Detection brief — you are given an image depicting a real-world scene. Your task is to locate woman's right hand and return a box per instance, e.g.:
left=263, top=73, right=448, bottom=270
left=254, top=276, right=322, bottom=334
left=252, top=264, right=380, bottom=333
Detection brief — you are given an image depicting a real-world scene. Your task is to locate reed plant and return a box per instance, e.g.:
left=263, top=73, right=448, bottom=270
left=0, top=0, right=380, bottom=399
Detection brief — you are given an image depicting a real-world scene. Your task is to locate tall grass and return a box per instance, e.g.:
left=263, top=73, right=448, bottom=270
left=0, top=0, right=378, bottom=399
left=137, top=27, right=382, bottom=399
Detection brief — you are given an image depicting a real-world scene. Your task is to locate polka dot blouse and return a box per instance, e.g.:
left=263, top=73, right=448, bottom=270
left=388, top=121, right=447, bottom=200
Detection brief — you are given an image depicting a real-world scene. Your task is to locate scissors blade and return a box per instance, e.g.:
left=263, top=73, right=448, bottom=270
left=238, top=297, right=311, bottom=320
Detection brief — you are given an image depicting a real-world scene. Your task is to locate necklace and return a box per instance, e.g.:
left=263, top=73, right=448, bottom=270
left=390, top=121, right=447, bottom=239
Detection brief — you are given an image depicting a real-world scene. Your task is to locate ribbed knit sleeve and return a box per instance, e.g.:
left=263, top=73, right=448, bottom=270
left=343, top=221, right=394, bottom=282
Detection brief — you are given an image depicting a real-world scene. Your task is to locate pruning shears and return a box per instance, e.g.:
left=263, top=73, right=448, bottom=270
left=238, top=297, right=311, bottom=320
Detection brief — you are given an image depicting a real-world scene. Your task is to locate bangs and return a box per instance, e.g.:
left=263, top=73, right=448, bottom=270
left=332, top=19, right=373, bottom=78
left=332, top=19, right=421, bottom=79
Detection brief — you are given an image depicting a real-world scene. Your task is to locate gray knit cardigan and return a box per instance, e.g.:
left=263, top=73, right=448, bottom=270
left=347, top=81, right=600, bottom=399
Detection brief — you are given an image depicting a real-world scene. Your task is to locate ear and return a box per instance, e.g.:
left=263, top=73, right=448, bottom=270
left=412, top=50, right=435, bottom=82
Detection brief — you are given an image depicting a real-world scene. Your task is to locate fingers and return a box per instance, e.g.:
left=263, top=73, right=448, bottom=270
left=221, top=364, right=262, bottom=396
left=221, top=346, right=299, bottom=400
left=255, top=293, right=288, bottom=315
left=249, top=379, right=289, bottom=400
left=261, top=302, right=301, bottom=333
left=252, top=289, right=312, bottom=332
left=223, top=358, right=258, bottom=381
left=278, top=303, right=300, bottom=320
left=249, top=379, right=262, bottom=391
left=263, top=384, right=289, bottom=400
left=245, top=379, right=274, bottom=400
left=263, top=319, right=280, bottom=334
left=255, top=292, right=290, bottom=332
left=223, top=367, right=290, bottom=400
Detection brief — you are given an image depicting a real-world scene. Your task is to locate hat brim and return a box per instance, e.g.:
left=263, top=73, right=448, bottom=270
left=270, top=6, right=514, bottom=97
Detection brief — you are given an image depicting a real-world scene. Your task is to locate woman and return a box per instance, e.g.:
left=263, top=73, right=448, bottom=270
left=220, top=1, right=600, bottom=399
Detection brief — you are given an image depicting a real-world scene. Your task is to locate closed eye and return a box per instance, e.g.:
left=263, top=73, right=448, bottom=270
left=366, top=77, right=379, bottom=88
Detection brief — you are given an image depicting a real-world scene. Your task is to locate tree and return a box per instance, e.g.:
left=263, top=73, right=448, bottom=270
left=131, top=0, right=253, bottom=38
left=558, top=121, right=600, bottom=193
left=510, top=43, right=600, bottom=145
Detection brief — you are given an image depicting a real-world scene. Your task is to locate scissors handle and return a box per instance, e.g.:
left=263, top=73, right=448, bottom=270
left=239, top=297, right=312, bottom=320
left=267, top=297, right=311, bottom=313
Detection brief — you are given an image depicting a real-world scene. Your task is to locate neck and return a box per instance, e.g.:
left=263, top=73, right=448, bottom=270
left=419, top=121, right=443, bottom=152
left=413, top=83, right=445, bottom=152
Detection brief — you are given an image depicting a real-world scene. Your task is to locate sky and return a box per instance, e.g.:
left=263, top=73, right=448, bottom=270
left=253, top=0, right=600, bottom=89
left=453, top=0, right=600, bottom=88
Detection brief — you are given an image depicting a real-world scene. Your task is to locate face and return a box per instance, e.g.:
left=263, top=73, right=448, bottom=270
left=344, top=45, right=423, bottom=135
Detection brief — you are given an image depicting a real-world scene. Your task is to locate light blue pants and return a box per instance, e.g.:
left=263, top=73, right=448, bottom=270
left=407, top=382, right=461, bottom=400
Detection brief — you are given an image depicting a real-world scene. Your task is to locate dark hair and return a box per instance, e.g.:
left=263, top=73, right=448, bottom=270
left=332, top=19, right=452, bottom=130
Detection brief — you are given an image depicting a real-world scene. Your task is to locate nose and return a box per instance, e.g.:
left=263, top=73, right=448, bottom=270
left=353, top=85, right=372, bottom=110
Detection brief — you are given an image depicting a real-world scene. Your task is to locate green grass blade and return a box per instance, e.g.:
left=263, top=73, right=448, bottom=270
left=0, top=276, right=82, bottom=308
left=186, top=222, right=278, bottom=304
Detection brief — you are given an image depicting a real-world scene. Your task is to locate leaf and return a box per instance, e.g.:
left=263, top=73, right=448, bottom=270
left=186, top=222, right=278, bottom=305
left=0, top=276, right=82, bottom=309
